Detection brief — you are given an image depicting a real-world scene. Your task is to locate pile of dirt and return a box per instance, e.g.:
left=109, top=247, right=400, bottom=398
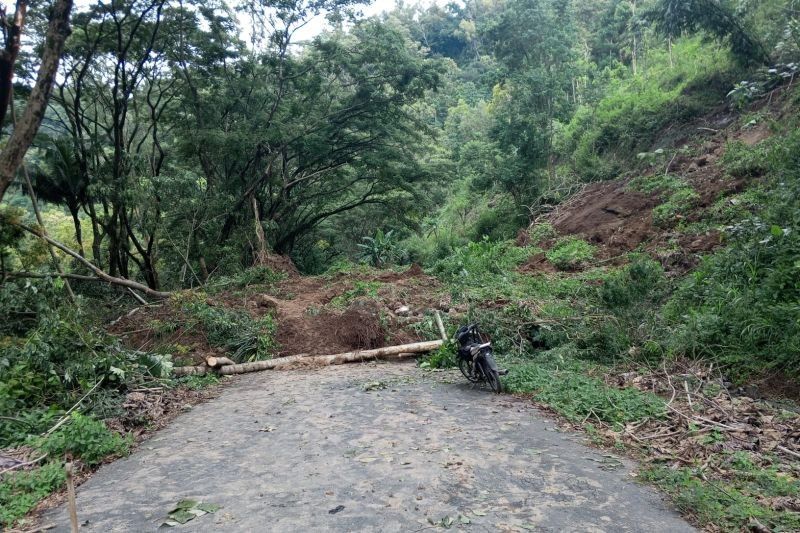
left=110, top=265, right=447, bottom=364
left=265, top=267, right=444, bottom=356
left=548, top=179, right=660, bottom=259
left=109, top=303, right=223, bottom=364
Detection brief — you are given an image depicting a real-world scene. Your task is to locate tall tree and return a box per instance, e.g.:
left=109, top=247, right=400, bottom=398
left=0, top=0, right=73, bottom=202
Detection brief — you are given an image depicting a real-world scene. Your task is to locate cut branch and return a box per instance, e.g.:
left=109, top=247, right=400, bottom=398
left=14, top=222, right=170, bottom=299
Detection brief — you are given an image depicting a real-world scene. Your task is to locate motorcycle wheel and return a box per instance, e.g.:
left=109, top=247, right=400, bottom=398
left=480, top=356, right=503, bottom=394
left=458, top=358, right=481, bottom=383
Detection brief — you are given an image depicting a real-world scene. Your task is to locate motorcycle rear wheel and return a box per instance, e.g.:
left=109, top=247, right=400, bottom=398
left=458, top=358, right=481, bottom=383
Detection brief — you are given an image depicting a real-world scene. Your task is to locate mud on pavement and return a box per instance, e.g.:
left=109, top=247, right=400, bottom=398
left=43, top=362, right=694, bottom=532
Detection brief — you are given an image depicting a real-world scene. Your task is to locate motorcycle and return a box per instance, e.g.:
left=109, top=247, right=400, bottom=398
left=454, top=323, right=505, bottom=393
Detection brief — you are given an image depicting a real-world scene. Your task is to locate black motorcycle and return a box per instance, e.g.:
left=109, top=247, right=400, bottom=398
left=455, top=323, right=505, bottom=393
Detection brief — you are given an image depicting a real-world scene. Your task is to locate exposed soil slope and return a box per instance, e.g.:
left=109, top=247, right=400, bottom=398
left=521, top=88, right=794, bottom=275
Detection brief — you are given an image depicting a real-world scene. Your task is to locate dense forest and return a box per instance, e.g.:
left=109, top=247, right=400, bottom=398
left=1, top=0, right=800, bottom=530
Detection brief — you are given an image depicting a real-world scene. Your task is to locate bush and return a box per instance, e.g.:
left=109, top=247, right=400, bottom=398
left=33, top=412, right=130, bottom=466
left=0, top=462, right=66, bottom=527
left=545, top=237, right=594, bottom=270
left=431, top=237, right=532, bottom=284
left=666, top=132, right=800, bottom=380
left=418, top=343, right=457, bottom=369
left=178, top=294, right=278, bottom=362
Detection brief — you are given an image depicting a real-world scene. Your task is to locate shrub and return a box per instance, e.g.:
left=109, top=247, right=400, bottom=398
left=179, top=294, right=278, bottom=362
left=33, top=412, right=130, bottom=466
left=431, top=237, right=532, bottom=283
left=419, top=343, right=457, bottom=369
left=528, top=222, right=556, bottom=245
left=0, top=462, right=66, bottom=527
left=545, top=237, right=594, bottom=270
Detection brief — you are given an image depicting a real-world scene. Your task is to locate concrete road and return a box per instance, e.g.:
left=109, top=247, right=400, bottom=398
left=43, top=362, right=694, bottom=532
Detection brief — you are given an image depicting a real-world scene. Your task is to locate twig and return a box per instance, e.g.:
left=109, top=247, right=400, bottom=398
left=777, top=445, right=800, bottom=460
left=0, top=453, right=48, bottom=476
left=665, top=403, right=738, bottom=431
left=663, top=359, right=677, bottom=407
left=5, top=523, right=56, bottom=533
left=684, top=380, right=693, bottom=411
left=44, top=378, right=104, bottom=437
left=66, top=462, right=79, bottom=533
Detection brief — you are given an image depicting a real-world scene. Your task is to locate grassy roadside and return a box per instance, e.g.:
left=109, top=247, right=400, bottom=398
left=421, top=116, right=800, bottom=529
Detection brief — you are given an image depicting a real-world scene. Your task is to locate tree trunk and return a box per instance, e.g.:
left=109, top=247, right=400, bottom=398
left=0, top=0, right=73, bottom=201
left=0, top=1, right=27, bottom=130
left=251, top=194, right=269, bottom=266
left=15, top=222, right=170, bottom=299
left=173, top=340, right=443, bottom=377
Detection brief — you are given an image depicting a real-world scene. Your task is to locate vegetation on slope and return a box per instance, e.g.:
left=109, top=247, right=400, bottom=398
left=2, top=0, right=800, bottom=529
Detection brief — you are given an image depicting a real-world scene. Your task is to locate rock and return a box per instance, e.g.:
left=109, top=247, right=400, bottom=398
left=395, top=305, right=410, bottom=315
left=254, top=294, right=280, bottom=311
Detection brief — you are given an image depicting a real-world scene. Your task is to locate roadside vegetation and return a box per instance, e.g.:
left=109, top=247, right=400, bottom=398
left=1, top=0, right=799, bottom=530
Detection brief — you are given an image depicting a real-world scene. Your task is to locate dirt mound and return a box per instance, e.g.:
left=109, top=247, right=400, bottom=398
left=259, top=253, right=300, bottom=277
left=548, top=180, right=660, bottom=259
left=335, top=300, right=386, bottom=350
left=518, top=252, right=557, bottom=274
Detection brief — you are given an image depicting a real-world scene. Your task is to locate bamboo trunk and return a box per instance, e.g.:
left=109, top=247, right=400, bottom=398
left=172, top=340, right=443, bottom=377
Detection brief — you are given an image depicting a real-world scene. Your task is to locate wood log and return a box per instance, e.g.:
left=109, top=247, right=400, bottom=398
left=205, top=356, right=235, bottom=368
left=172, top=365, right=209, bottom=377
left=434, top=310, right=448, bottom=342
left=172, top=340, right=443, bottom=377
left=222, top=340, right=443, bottom=375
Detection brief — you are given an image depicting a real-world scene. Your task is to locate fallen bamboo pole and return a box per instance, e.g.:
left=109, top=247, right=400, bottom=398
left=172, top=340, right=443, bottom=377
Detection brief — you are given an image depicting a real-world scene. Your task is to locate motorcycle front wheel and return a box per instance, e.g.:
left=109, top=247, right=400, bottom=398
left=480, top=356, right=503, bottom=394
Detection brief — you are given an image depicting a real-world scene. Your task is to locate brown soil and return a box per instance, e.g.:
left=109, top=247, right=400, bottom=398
left=522, top=120, right=769, bottom=276
left=110, top=265, right=446, bottom=364
left=548, top=179, right=660, bottom=259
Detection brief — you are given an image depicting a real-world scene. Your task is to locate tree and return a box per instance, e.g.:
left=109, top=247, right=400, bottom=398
left=646, top=0, right=770, bottom=64
left=0, top=0, right=73, bottom=202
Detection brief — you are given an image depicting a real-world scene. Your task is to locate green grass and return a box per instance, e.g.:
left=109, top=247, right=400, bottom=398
left=641, top=456, right=800, bottom=532
left=328, top=280, right=382, bottom=308
left=0, top=462, right=66, bottom=527
left=545, top=237, right=594, bottom=270
left=503, top=349, right=665, bottom=429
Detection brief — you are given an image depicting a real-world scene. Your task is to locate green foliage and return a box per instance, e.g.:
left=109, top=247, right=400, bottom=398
left=527, top=222, right=556, bottom=245
left=641, top=460, right=800, bottom=532
left=646, top=0, right=769, bottom=64
left=629, top=173, right=701, bottom=227
left=0, top=300, right=173, bottom=434
left=179, top=294, right=278, bottom=362
left=418, top=342, right=457, bottom=369
left=431, top=238, right=533, bottom=285
left=328, top=281, right=382, bottom=308
left=357, top=229, right=400, bottom=268
left=652, top=187, right=701, bottom=227
left=32, top=413, right=130, bottom=466
left=558, top=37, right=737, bottom=181
left=721, top=140, right=770, bottom=178
left=504, top=349, right=665, bottom=428
left=665, top=131, right=800, bottom=380
left=205, top=267, right=286, bottom=295
left=600, top=256, right=666, bottom=309
left=0, top=462, right=66, bottom=527
left=545, top=237, right=594, bottom=270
